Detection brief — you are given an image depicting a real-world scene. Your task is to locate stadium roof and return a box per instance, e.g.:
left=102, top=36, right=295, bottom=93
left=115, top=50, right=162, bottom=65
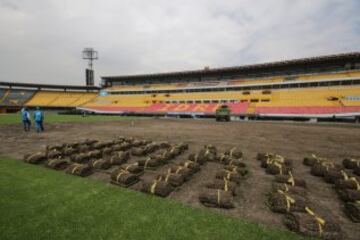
left=0, top=81, right=100, bottom=91
left=103, top=52, right=360, bottom=82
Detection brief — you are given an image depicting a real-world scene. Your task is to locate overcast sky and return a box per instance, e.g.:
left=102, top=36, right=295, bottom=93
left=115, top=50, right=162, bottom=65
left=0, top=0, right=359, bottom=86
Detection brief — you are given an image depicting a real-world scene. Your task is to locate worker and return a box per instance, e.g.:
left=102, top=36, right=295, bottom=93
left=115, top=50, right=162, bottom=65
left=21, top=107, right=31, bottom=131
left=33, top=107, right=44, bottom=133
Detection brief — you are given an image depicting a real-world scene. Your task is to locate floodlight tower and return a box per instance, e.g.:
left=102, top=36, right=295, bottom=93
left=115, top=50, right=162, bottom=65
left=82, top=47, right=98, bottom=86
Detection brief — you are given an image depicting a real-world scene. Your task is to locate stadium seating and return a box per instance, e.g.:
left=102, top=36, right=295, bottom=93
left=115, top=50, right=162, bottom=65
left=297, top=70, right=360, bottom=82
left=254, top=106, right=360, bottom=115
left=0, top=89, right=8, bottom=104
left=83, top=102, right=249, bottom=114
left=107, top=70, right=360, bottom=92
left=82, top=84, right=360, bottom=116
left=0, top=89, right=35, bottom=106
left=1, top=63, right=360, bottom=118
left=251, top=86, right=360, bottom=115
left=26, top=91, right=97, bottom=107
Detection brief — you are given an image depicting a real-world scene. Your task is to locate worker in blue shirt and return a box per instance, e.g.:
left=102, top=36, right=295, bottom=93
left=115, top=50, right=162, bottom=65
left=33, top=107, right=45, bottom=133
left=21, top=107, right=31, bottom=131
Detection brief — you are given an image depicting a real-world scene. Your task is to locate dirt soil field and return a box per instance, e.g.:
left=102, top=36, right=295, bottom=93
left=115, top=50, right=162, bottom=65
left=1, top=119, right=360, bottom=240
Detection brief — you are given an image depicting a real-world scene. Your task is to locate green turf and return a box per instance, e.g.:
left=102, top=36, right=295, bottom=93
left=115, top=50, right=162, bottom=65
left=0, top=113, right=141, bottom=125
left=0, top=158, right=309, bottom=240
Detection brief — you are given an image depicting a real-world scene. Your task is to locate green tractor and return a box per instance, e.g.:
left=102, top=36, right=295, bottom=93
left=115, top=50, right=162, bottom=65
left=215, top=105, right=231, bottom=122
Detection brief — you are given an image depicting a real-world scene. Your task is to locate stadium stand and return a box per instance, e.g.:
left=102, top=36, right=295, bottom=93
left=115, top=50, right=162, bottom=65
left=1, top=52, right=360, bottom=121
left=79, top=52, right=360, bottom=121
left=0, top=82, right=99, bottom=113
left=0, top=89, right=35, bottom=106
left=26, top=91, right=97, bottom=107
left=81, top=85, right=360, bottom=117
left=0, top=89, right=8, bottom=103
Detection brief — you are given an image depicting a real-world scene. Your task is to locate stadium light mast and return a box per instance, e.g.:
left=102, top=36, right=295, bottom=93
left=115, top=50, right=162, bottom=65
left=82, top=47, right=98, bottom=86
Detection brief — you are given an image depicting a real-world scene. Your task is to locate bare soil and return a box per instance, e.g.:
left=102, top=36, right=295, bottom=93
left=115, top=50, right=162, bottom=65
left=1, top=118, right=359, bottom=240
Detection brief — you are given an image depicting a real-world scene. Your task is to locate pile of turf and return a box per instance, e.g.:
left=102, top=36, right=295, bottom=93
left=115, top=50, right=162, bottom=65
left=199, top=189, right=235, bottom=209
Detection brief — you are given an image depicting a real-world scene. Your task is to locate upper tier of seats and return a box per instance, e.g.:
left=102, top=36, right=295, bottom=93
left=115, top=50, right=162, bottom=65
left=107, top=70, right=360, bottom=92
left=26, top=91, right=97, bottom=107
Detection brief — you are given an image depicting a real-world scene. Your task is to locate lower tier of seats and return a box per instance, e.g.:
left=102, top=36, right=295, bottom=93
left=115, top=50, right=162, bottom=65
left=79, top=103, right=249, bottom=115
left=79, top=103, right=360, bottom=117
left=255, top=106, right=360, bottom=116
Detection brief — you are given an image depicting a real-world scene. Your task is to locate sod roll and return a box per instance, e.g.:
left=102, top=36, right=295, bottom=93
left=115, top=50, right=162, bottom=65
left=120, top=163, right=143, bottom=175
left=142, top=178, right=174, bottom=197
left=62, top=147, right=77, bottom=156
left=342, top=158, right=360, bottom=169
left=169, top=166, right=193, bottom=181
left=118, top=142, right=132, bottom=151
left=344, top=201, right=360, bottom=223
left=77, top=144, right=91, bottom=153
left=198, top=148, right=217, bottom=162
left=206, top=179, right=237, bottom=195
left=260, top=155, right=292, bottom=169
left=188, top=153, right=207, bottom=165
left=89, top=159, right=111, bottom=170
left=109, top=151, right=130, bottom=165
left=324, top=169, right=352, bottom=184
left=224, top=147, right=243, bottom=159
left=354, top=166, right=360, bottom=176
left=137, top=157, right=162, bottom=169
left=215, top=170, right=241, bottom=184
left=266, top=162, right=291, bottom=175
left=268, top=190, right=308, bottom=213
left=274, top=172, right=306, bottom=188
left=46, top=144, right=65, bottom=152
left=175, top=142, right=189, bottom=152
left=87, top=150, right=102, bottom=159
left=310, top=162, right=341, bottom=177
left=65, top=163, right=93, bottom=177
left=102, top=147, right=113, bottom=156
left=335, top=177, right=360, bottom=190
left=131, top=147, right=146, bottom=156
left=45, top=159, right=71, bottom=170
left=47, top=149, right=62, bottom=159
left=271, top=183, right=308, bottom=198
left=144, top=143, right=160, bottom=154
left=337, top=189, right=360, bottom=202
left=23, top=152, right=47, bottom=164
left=218, top=156, right=246, bottom=168
left=158, top=171, right=185, bottom=187
left=111, top=168, right=138, bottom=186
left=178, top=160, right=201, bottom=173
left=70, top=153, right=89, bottom=163
left=199, top=189, right=235, bottom=209
left=223, top=165, right=249, bottom=177
left=158, top=141, right=171, bottom=148
left=284, top=208, right=342, bottom=240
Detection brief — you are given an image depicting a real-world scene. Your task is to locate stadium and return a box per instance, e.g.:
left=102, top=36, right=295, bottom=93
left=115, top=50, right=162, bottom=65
left=1, top=52, right=360, bottom=122
left=1, top=1, right=360, bottom=240
left=1, top=52, right=360, bottom=240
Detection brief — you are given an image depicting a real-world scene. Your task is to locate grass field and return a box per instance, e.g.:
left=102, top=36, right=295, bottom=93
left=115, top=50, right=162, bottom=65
left=0, top=113, right=140, bottom=125
left=0, top=158, right=308, bottom=240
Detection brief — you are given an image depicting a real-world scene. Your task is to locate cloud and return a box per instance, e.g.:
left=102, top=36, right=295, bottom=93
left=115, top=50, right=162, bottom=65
left=0, top=0, right=359, bottom=85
